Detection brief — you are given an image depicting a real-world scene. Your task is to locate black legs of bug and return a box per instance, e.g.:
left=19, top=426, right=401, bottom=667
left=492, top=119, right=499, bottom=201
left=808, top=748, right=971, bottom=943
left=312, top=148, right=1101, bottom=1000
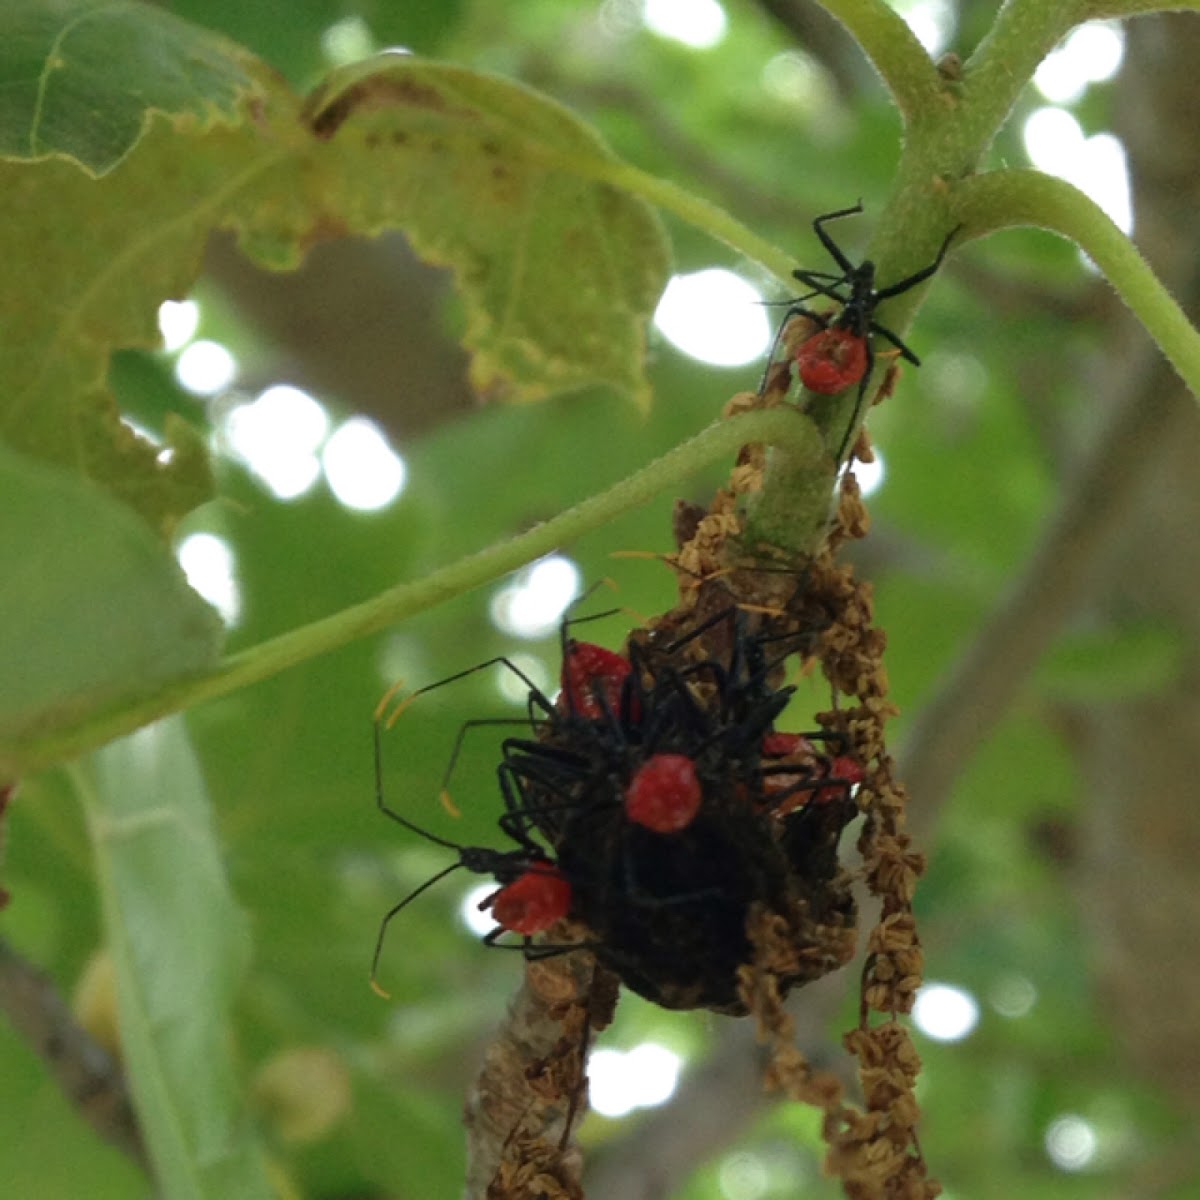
left=811, top=201, right=864, bottom=272
left=829, top=219, right=957, bottom=462
left=874, top=223, right=958, bottom=303
left=772, top=204, right=958, bottom=463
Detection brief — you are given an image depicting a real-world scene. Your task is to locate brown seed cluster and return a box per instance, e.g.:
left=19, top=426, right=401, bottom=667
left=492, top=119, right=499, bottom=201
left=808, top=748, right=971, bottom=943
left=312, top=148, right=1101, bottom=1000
left=653, top=396, right=938, bottom=1194
left=736, top=464, right=939, bottom=1199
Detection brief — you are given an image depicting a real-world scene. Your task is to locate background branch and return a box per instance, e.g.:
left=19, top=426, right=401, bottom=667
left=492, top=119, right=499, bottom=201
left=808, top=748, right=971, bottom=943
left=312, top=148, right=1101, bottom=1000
left=0, top=938, right=148, bottom=1173
left=900, top=334, right=1195, bottom=842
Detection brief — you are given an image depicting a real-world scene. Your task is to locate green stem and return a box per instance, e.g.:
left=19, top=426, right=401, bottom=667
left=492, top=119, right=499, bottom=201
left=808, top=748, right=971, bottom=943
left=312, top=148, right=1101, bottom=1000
left=960, top=1, right=1082, bottom=155
left=1085, top=0, right=1200, bottom=15
left=571, top=157, right=797, bottom=282
left=818, top=0, right=942, bottom=119
left=954, top=169, right=1200, bottom=400
left=7, top=408, right=824, bottom=777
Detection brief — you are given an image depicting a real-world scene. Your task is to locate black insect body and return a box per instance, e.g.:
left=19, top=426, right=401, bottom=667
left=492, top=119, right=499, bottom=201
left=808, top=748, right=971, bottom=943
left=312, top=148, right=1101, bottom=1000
left=555, top=768, right=796, bottom=1012
left=780, top=202, right=957, bottom=458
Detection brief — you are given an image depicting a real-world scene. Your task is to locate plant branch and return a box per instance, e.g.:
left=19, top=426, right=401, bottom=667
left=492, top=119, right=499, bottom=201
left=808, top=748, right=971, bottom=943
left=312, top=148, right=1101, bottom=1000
left=0, top=938, right=149, bottom=1173
left=960, top=1, right=1081, bottom=153
left=901, top=350, right=1193, bottom=841
left=4, top=408, right=825, bottom=777
left=817, top=0, right=942, bottom=119
left=953, top=169, right=1200, bottom=401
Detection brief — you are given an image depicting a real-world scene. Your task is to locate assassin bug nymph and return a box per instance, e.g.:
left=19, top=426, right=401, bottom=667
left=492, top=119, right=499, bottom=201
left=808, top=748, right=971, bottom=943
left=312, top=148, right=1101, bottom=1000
left=367, top=610, right=649, bottom=994
left=369, top=695, right=577, bottom=998
left=777, top=202, right=958, bottom=460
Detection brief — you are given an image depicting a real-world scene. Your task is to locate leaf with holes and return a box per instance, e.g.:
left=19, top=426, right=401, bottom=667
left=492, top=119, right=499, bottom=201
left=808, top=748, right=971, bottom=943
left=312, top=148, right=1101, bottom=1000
left=2, top=11, right=670, bottom=536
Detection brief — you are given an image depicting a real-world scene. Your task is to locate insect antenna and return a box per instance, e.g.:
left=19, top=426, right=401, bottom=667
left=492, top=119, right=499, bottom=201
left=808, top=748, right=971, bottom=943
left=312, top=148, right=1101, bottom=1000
left=373, top=710, right=469, bottom=850
left=370, top=863, right=464, bottom=997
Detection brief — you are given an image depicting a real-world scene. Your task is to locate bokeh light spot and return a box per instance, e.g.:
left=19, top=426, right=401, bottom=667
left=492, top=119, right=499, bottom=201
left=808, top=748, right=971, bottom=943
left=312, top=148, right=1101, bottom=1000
left=322, top=417, right=407, bottom=511
left=175, top=340, right=236, bottom=396
left=177, top=532, right=240, bottom=624
left=495, top=653, right=551, bottom=705
left=157, top=299, right=199, bottom=351
left=913, top=982, right=979, bottom=1042
left=897, top=0, right=955, bottom=56
left=990, top=973, right=1037, bottom=1018
left=321, top=15, right=375, bottom=64
left=1045, top=1114, right=1098, bottom=1171
left=1022, top=107, right=1132, bottom=233
left=1035, top=21, right=1124, bottom=103
left=589, top=1043, right=683, bottom=1117
left=460, top=882, right=499, bottom=938
left=654, top=269, right=770, bottom=367
left=643, top=0, right=727, bottom=48
left=718, top=1152, right=769, bottom=1200
left=224, top=385, right=329, bottom=501
left=490, top=556, right=582, bottom=640
left=850, top=450, right=884, bottom=497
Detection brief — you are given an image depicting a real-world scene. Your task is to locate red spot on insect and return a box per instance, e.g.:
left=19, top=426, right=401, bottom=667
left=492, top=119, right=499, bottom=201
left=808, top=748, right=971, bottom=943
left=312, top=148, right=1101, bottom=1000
left=626, top=753, right=702, bottom=833
left=487, top=868, right=573, bottom=934
left=560, top=641, right=633, bottom=719
left=813, top=755, right=866, bottom=806
left=761, top=732, right=816, bottom=759
left=830, top=755, right=865, bottom=786
left=759, top=735, right=864, bottom=813
left=796, top=327, right=868, bottom=395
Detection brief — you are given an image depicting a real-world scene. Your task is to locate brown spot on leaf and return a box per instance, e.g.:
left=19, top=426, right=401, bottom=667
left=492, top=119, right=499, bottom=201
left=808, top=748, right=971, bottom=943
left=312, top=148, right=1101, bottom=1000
left=305, top=76, right=477, bottom=139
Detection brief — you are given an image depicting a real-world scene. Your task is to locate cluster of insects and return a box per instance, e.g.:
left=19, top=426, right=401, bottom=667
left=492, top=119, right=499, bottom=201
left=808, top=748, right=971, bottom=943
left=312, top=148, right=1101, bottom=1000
left=372, top=203, right=953, bottom=1014
left=373, top=599, right=863, bottom=1014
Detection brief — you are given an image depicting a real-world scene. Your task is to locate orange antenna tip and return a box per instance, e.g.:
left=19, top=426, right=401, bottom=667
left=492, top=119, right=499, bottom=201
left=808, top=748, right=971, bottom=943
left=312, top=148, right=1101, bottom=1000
left=373, top=680, right=407, bottom=723
left=384, top=694, right=418, bottom=730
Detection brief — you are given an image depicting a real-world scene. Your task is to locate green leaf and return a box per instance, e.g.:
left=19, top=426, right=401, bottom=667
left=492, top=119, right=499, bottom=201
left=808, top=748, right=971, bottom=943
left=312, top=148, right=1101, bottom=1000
left=2, top=30, right=668, bottom=528
left=0, top=0, right=268, bottom=532
left=294, top=55, right=671, bottom=407
left=0, top=0, right=265, bottom=176
left=0, top=444, right=222, bottom=769
left=78, top=718, right=272, bottom=1199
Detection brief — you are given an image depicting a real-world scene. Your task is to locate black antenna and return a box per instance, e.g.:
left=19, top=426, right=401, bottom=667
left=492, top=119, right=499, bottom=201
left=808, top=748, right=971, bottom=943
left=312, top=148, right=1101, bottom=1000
left=370, top=699, right=555, bottom=995
left=373, top=713, right=465, bottom=851
left=370, top=863, right=465, bottom=997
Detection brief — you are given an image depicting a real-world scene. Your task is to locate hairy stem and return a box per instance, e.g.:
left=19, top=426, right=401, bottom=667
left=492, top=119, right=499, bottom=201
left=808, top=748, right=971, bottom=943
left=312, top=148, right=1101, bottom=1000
left=954, top=169, right=1200, bottom=401
left=5, top=408, right=824, bottom=776
left=818, top=0, right=942, bottom=119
